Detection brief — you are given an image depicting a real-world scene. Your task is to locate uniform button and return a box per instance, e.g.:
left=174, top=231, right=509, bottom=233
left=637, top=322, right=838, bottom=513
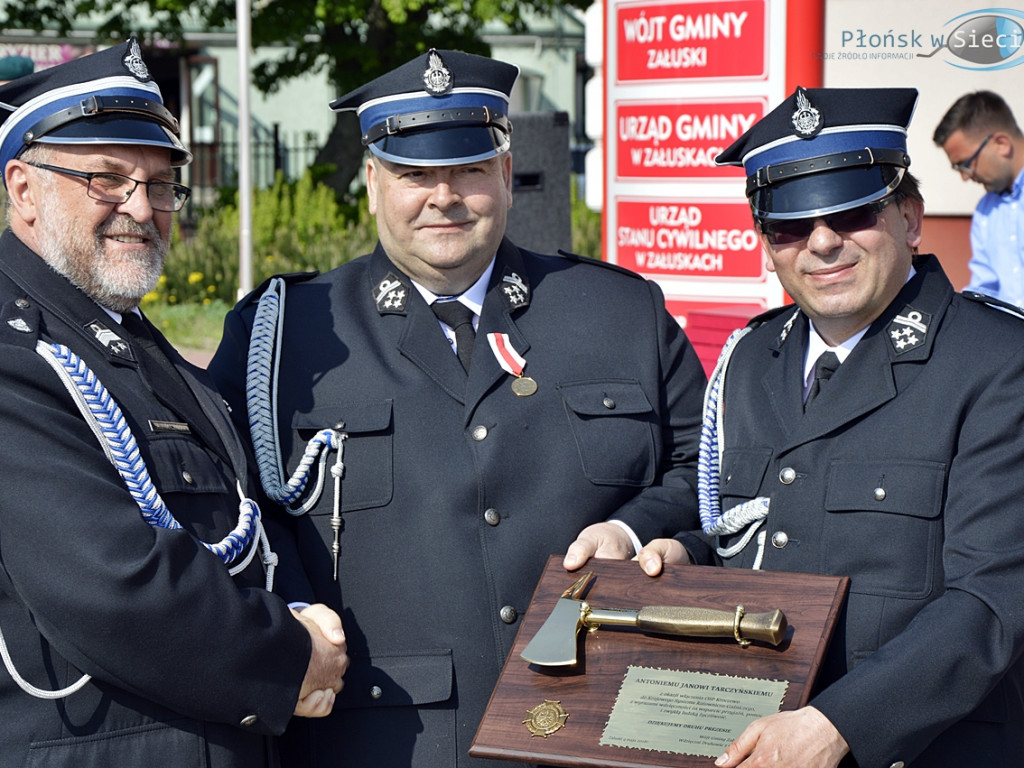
left=602, top=397, right=616, bottom=409
left=370, top=685, right=383, bottom=700
left=873, top=487, right=886, bottom=501
left=484, top=508, right=500, bottom=526
left=771, top=531, right=789, bottom=549
left=15, top=298, right=30, bottom=309
left=500, top=605, right=518, bottom=624
left=779, top=467, right=796, bottom=484
left=181, top=470, right=194, bottom=485
left=471, top=425, right=488, bottom=441
left=240, top=714, right=258, bottom=727
left=888, top=763, right=905, bottom=768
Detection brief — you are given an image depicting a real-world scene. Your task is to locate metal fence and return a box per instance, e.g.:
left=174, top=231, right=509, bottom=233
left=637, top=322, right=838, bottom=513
left=184, top=127, right=323, bottom=212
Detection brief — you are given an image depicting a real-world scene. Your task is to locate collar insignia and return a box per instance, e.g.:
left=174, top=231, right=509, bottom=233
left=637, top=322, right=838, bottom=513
left=122, top=38, right=151, bottom=82
left=778, top=308, right=800, bottom=346
left=887, top=307, right=930, bottom=354
left=86, top=319, right=134, bottom=361
left=791, top=87, right=822, bottom=139
left=501, top=270, right=530, bottom=309
left=374, top=272, right=410, bottom=314
left=423, top=49, right=453, bottom=96
left=7, top=317, right=31, bottom=333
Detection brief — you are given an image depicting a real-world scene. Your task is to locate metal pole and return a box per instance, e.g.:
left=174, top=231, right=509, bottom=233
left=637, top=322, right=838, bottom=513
left=236, top=0, right=254, bottom=299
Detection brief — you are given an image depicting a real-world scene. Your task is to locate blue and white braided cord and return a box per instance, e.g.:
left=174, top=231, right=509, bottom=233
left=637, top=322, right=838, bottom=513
left=8, top=341, right=273, bottom=702
left=246, top=277, right=344, bottom=514
left=696, top=327, right=771, bottom=561
left=36, top=341, right=261, bottom=568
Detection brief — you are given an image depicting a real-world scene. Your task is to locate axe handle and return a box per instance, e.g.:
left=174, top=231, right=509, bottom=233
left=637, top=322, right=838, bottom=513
left=584, top=605, right=787, bottom=647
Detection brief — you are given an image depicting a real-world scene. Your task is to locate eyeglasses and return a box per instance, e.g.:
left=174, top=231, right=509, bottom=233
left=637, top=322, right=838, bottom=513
left=757, top=195, right=899, bottom=246
left=950, top=134, right=993, bottom=175
left=25, top=161, right=191, bottom=212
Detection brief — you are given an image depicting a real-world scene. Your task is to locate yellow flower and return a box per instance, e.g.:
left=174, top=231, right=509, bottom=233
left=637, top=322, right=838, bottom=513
left=188, top=271, right=204, bottom=285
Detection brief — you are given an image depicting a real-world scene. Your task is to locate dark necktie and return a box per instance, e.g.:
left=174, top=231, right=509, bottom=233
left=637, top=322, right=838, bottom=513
left=431, top=299, right=476, bottom=373
left=119, top=311, right=229, bottom=463
left=120, top=312, right=203, bottom=422
left=805, top=351, right=840, bottom=411
left=120, top=311, right=175, bottom=377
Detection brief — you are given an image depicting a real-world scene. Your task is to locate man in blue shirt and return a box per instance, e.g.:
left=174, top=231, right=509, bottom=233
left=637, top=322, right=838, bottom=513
left=934, top=90, right=1024, bottom=307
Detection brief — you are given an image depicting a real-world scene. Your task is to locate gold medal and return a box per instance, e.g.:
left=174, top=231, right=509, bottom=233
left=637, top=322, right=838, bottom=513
left=487, top=333, right=537, bottom=397
left=511, top=376, right=538, bottom=397
left=523, top=699, right=569, bottom=737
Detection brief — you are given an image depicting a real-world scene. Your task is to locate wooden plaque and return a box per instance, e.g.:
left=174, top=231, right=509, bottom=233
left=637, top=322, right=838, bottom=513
left=470, top=556, right=849, bottom=767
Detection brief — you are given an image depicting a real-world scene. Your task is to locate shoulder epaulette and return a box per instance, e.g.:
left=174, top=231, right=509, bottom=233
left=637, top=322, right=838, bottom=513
left=962, top=290, right=1024, bottom=320
left=746, top=303, right=798, bottom=329
left=237, top=271, right=319, bottom=308
left=555, top=249, right=644, bottom=280
left=0, top=296, right=42, bottom=350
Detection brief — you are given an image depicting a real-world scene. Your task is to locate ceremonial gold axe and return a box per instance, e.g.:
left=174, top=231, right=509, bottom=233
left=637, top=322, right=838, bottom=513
left=520, top=571, right=788, bottom=666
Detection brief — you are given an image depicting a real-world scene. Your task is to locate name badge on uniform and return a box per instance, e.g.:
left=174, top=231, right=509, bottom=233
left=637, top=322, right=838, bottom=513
left=149, top=420, right=192, bottom=434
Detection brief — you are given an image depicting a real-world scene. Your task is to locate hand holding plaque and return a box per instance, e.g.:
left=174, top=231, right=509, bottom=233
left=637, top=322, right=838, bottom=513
left=471, top=557, right=849, bottom=767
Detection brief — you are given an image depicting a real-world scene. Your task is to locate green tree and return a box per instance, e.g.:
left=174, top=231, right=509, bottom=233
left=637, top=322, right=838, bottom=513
left=0, top=0, right=589, bottom=193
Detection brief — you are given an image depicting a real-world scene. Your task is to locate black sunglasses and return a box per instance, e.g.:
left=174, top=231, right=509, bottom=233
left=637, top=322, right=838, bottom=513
left=757, top=195, right=899, bottom=246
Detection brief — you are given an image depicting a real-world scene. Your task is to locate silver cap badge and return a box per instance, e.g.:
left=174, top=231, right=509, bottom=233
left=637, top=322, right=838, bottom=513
left=122, top=38, right=151, bottom=82
left=422, top=50, right=453, bottom=96
left=791, top=88, right=822, bottom=138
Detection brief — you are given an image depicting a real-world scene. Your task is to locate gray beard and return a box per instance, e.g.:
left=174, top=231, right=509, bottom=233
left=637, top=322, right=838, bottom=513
left=36, top=211, right=168, bottom=314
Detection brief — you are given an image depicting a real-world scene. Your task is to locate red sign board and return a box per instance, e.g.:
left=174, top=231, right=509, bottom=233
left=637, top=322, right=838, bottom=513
left=615, top=0, right=768, bottom=82
left=615, top=198, right=764, bottom=279
left=615, top=98, right=766, bottom=179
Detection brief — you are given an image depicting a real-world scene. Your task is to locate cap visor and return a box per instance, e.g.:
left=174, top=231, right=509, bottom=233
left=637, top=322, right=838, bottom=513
left=35, top=115, right=192, bottom=166
left=369, top=124, right=509, bottom=166
left=753, top=165, right=904, bottom=220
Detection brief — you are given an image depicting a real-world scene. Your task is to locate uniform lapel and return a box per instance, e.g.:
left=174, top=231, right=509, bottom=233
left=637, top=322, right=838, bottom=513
left=367, top=247, right=471, bottom=405
left=465, top=241, right=532, bottom=414
left=398, top=295, right=470, bottom=403
left=775, top=260, right=948, bottom=453
left=782, top=330, right=897, bottom=452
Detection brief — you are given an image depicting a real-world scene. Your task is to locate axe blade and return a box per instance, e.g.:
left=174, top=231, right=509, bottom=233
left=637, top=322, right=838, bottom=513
left=520, top=597, right=585, bottom=666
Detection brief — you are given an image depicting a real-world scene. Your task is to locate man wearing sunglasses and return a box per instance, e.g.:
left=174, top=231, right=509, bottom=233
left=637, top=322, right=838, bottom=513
left=933, top=90, right=1024, bottom=308
left=0, top=38, right=349, bottom=767
left=637, top=87, right=1024, bottom=768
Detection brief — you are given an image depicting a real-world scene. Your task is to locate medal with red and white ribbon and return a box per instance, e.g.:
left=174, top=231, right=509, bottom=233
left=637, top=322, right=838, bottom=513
left=487, top=332, right=538, bottom=396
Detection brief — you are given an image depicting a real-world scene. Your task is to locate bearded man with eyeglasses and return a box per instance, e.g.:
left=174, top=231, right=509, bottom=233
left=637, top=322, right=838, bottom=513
left=0, top=38, right=348, bottom=767
left=637, top=87, right=1024, bottom=768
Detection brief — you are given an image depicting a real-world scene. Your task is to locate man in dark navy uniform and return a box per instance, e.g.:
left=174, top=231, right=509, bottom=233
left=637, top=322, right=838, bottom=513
left=0, top=38, right=347, bottom=767
left=209, top=48, right=707, bottom=767
left=639, top=87, right=1024, bottom=768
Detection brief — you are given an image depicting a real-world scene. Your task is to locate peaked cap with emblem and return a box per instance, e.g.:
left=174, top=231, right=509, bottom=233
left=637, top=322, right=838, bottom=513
left=716, top=86, right=918, bottom=221
left=0, top=36, right=191, bottom=187
left=330, top=48, right=519, bottom=166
